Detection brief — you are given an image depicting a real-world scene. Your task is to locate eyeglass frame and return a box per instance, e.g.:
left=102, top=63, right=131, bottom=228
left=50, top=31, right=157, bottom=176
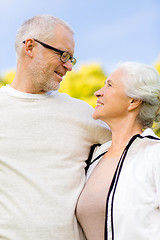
left=22, top=38, right=76, bottom=66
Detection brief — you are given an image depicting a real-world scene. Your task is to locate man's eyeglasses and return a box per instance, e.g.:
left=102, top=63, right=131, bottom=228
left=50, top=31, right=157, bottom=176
left=23, top=38, right=76, bottom=66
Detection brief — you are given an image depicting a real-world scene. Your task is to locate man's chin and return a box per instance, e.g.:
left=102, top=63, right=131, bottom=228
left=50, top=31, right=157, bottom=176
left=44, top=82, right=60, bottom=92
left=52, top=84, right=60, bottom=91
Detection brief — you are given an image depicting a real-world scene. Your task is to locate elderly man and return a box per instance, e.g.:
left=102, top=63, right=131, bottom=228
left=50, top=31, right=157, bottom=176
left=0, top=15, right=111, bottom=240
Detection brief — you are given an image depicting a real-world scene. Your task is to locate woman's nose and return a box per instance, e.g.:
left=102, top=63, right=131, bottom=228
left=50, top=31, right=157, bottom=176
left=94, top=88, right=103, bottom=97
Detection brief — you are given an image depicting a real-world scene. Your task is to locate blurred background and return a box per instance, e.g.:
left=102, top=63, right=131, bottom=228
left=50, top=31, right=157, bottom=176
left=0, top=0, right=160, bottom=133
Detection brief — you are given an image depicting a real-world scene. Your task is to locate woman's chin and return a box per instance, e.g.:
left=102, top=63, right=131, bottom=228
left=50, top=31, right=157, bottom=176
left=93, top=111, right=99, bottom=120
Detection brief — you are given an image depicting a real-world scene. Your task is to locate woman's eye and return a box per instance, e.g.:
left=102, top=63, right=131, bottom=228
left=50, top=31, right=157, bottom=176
left=104, top=81, right=112, bottom=87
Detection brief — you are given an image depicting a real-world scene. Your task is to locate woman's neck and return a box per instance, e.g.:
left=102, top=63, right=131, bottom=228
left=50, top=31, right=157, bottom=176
left=105, top=118, right=142, bottom=158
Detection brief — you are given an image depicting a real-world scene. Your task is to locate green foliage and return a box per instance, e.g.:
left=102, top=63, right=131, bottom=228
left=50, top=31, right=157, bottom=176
left=59, top=63, right=107, bottom=107
left=0, top=77, right=4, bottom=87
left=153, top=122, right=160, bottom=137
left=0, top=71, right=15, bottom=86
left=154, top=60, right=160, bottom=136
left=155, top=61, right=160, bottom=75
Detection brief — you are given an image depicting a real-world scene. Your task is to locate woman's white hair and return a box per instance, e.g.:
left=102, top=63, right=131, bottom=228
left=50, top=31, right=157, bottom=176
left=115, top=62, right=160, bottom=129
left=15, top=14, right=73, bottom=60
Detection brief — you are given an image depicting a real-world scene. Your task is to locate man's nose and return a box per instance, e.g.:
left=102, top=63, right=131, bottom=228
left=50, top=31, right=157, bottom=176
left=63, top=60, right=73, bottom=71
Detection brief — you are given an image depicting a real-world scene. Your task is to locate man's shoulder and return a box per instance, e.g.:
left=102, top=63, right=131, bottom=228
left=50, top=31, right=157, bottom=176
left=0, top=86, right=10, bottom=98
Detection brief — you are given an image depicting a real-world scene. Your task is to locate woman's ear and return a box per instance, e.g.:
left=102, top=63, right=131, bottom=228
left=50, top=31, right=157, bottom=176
left=23, top=39, right=35, bottom=57
left=128, top=98, right=142, bottom=111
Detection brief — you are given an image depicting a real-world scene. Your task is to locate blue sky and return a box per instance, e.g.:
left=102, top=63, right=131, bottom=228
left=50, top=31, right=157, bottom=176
left=0, top=0, right=159, bottom=75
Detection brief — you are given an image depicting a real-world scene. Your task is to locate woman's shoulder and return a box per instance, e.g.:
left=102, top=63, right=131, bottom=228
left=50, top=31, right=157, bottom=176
left=141, top=128, right=160, bottom=141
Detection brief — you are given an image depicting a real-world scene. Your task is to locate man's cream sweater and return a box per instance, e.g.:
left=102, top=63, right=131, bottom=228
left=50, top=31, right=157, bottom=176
left=0, top=86, right=111, bottom=240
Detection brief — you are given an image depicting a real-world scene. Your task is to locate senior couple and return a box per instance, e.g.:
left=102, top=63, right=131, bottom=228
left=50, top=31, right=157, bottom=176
left=0, top=14, right=160, bottom=240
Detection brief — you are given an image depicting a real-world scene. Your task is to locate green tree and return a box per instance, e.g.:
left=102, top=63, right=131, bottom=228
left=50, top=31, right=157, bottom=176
left=155, top=61, right=160, bottom=74
left=0, top=77, right=4, bottom=87
left=152, top=59, right=160, bottom=136
left=0, top=71, right=15, bottom=86
left=59, top=63, right=107, bottom=107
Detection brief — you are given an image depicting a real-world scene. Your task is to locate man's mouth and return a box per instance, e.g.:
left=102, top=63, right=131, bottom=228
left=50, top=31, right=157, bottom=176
left=55, top=71, right=63, bottom=77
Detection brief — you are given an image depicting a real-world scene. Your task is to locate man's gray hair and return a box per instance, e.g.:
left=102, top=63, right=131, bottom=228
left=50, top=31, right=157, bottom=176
left=115, top=62, right=160, bottom=128
left=15, top=14, right=73, bottom=59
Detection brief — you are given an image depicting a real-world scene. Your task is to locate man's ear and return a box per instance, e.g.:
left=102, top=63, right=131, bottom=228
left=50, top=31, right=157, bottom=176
left=23, top=39, right=35, bottom=57
left=128, top=98, right=142, bottom=111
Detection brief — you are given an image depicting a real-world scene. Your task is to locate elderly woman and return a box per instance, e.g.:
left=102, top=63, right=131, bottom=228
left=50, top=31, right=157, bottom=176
left=76, top=62, right=160, bottom=240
